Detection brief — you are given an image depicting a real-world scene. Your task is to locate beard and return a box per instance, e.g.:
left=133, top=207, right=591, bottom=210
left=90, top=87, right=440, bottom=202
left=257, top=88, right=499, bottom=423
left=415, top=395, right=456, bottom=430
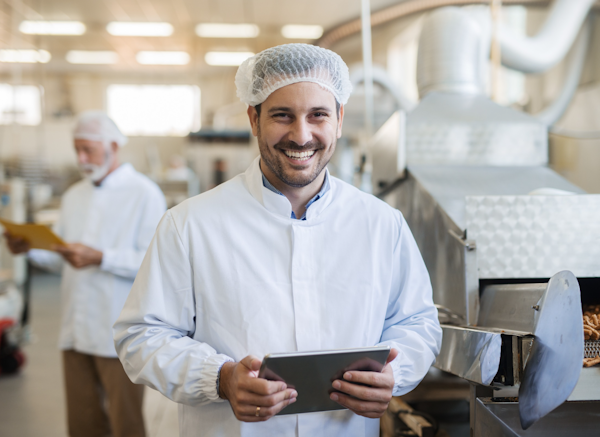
left=258, top=126, right=335, bottom=188
left=79, top=149, right=113, bottom=183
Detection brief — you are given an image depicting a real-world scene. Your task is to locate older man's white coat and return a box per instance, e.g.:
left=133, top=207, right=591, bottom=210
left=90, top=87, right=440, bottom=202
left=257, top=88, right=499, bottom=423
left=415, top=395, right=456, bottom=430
left=30, top=163, right=166, bottom=357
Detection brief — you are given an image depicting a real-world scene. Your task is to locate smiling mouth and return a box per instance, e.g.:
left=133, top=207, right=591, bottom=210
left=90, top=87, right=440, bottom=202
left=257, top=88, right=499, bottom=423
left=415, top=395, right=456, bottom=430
left=282, top=150, right=316, bottom=161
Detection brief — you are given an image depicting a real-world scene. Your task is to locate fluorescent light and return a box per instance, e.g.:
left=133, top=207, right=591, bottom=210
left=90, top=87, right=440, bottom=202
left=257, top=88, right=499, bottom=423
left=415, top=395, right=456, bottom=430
left=281, top=25, right=323, bottom=39
left=66, top=51, right=118, bottom=65
left=205, top=51, right=254, bottom=66
left=0, top=49, right=51, bottom=63
left=195, top=23, right=259, bottom=38
left=19, top=20, right=86, bottom=35
left=107, top=22, right=173, bottom=37
left=136, top=51, right=190, bottom=65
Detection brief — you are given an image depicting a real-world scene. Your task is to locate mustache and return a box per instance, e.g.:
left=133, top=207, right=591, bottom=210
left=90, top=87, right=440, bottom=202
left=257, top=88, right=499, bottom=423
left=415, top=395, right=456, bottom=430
left=79, top=164, right=97, bottom=172
left=274, top=139, right=324, bottom=151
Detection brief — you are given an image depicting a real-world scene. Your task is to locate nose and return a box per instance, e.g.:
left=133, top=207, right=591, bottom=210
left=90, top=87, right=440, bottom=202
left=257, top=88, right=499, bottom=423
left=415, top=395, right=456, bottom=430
left=76, top=151, right=88, bottom=165
left=288, top=118, right=313, bottom=146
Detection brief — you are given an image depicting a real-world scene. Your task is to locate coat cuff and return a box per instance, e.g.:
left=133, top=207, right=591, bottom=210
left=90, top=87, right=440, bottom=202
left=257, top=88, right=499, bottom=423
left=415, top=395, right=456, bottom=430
left=100, top=248, right=116, bottom=272
left=391, top=358, right=403, bottom=395
left=198, top=354, right=235, bottom=403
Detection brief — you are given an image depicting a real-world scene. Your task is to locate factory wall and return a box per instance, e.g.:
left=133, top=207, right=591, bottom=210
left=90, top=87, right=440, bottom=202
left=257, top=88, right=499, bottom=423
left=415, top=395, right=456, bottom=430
left=0, top=69, right=243, bottom=176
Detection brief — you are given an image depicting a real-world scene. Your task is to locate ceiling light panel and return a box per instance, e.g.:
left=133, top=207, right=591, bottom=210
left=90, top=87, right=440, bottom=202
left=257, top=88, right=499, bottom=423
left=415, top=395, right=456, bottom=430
left=136, top=51, right=190, bottom=65
left=19, top=21, right=86, bottom=35
left=107, top=22, right=173, bottom=37
left=0, top=50, right=51, bottom=63
left=204, top=51, right=255, bottom=66
left=281, top=25, right=324, bottom=39
left=66, top=51, right=118, bottom=65
left=195, top=23, right=259, bottom=38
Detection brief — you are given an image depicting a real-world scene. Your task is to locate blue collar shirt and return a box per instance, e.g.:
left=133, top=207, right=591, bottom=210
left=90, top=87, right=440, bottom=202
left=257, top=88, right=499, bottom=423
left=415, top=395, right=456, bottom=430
left=261, top=166, right=330, bottom=220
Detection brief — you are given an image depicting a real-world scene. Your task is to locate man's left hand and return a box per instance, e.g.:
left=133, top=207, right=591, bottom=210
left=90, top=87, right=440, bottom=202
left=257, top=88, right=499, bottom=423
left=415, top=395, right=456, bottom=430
left=329, top=348, right=399, bottom=418
left=54, top=243, right=103, bottom=269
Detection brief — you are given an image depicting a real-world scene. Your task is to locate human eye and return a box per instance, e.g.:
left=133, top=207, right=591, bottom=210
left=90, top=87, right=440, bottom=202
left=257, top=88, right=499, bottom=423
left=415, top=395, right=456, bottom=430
left=272, top=112, right=292, bottom=122
left=310, top=111, right=329, bottom=121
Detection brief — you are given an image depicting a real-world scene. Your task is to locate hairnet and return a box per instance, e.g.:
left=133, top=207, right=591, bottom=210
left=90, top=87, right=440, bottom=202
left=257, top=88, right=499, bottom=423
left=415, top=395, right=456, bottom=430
left=235, top=43, right=352, bottom=107
left=73, top=111, right=128, bottom=147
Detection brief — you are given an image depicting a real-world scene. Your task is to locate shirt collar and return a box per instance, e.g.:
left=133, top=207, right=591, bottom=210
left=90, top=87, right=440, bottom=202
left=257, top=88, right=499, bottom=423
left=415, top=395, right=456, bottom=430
left=260, top=162, right=330, bottom=220
left=96, top=163, right=134, bottom=189
left=244, top=156, right=334, bottom=221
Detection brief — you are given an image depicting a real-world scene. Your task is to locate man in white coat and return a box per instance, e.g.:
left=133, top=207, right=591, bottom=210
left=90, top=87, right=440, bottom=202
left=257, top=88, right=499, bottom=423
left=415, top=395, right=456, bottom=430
left=5, top=111, right=166, bottom=437
left=114, top=44, right=442, bottom=437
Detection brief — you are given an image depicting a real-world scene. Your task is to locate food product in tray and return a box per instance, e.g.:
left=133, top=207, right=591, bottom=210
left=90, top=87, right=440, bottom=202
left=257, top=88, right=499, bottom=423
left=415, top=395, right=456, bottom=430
left=583, top=305, right=600, bottom=367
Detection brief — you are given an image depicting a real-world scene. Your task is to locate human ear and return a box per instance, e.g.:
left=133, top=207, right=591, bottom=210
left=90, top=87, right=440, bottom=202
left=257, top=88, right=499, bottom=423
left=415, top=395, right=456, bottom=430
left=247, top=106, right=259, bottom=137
left=337, top=105, right=345, bottom=139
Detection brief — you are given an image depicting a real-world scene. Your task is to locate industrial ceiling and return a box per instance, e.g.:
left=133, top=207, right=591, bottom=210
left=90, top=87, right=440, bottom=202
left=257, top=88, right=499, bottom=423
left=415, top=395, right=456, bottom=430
left=0, top=0, right=405, bottom=73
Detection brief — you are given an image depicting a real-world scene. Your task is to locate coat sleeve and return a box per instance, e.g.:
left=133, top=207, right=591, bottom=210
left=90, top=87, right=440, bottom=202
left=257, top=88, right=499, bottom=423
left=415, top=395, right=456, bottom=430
left=27, top=205, right=65, bottom=274
left=377, top=211, right=442, bottom=396
left=113, top=210, right=234, bottom=406
left=28, top=249, right=64, bottom=273
left=100, top=189, right=166, bottom=280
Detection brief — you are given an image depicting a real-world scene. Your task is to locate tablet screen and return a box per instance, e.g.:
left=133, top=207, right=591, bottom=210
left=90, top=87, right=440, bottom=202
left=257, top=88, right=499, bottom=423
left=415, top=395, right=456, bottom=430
left=258, top=346, right=390, bottom=415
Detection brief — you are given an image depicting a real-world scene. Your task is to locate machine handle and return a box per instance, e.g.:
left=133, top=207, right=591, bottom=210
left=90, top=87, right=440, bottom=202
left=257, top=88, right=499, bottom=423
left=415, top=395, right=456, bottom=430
left=448, top=229, right=477, bottom=251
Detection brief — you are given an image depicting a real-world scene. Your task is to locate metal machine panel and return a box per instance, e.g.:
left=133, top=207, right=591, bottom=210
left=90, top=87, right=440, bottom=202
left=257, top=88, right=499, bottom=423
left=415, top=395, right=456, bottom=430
left=518, top=271, right=584, bottom=429
left=569, top=367, right=600, bottom=401
left=478, top=284, right=546, bottom=332
left=434, top=325, right=502, bottom=385
left=466, top=195, right=600, bottom=279
left=394, top=166, right=582, bottom=324
left=406, top=93, right=548, bottom=166
left=395, top=174, right=479, bottom=325
left=406, top=165, right=584, bottom=231
left=370, top=110, right=406, bottom=190
left=474, top=399, right=600, bottom=437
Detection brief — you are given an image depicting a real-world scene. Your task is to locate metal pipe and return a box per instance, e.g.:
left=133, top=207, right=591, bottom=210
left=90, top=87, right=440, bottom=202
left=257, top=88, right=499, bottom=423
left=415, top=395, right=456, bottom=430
left=316, top=0, right=593, bottom=49
left=349, top=64, right=417, bottom=112
left=416, top=7, right=488, bottom=97
left=534, top=17, right=592, bottom=126
left=490, top=0, right=502, bottom=101
left=360, top=0, right=375, bottom=140
left=499, top=0, right=595, bottom=73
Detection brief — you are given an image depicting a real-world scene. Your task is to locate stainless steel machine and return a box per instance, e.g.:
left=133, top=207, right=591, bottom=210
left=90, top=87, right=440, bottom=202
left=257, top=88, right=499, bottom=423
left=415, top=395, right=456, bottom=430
left=363, top=2, right=599, bottom=433
left=373, top=101, right=600, bottom=435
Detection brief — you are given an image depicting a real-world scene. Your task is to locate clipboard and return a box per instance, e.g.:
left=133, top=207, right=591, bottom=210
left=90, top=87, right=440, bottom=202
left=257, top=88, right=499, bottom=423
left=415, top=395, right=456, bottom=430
left=0, top=218, right=66, bottom=251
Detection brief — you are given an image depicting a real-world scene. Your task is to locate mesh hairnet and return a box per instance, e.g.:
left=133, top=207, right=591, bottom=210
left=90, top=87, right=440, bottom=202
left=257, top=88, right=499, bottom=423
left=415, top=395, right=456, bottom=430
left=73, top=111, right=128, bottom=147
left=235, top=43, right=352, bottom=106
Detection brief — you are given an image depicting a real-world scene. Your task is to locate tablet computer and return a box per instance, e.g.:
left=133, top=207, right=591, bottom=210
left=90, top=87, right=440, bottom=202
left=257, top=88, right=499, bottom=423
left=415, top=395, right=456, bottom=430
left=258, top=346, right=390, bottom=415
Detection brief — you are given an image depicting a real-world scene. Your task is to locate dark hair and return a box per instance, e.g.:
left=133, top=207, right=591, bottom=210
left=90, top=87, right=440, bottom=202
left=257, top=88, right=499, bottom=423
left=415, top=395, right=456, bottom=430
left=254, top=99, right=341, bottom=119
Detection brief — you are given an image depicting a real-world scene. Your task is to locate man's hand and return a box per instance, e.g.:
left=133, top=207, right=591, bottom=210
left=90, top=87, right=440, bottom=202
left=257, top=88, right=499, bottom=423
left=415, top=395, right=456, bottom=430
left=219, top=355, right=297, bottom=422
left=54, top=243, right=103, bottom=269
left=3, top=232, right=30, bottom=254
left=330, top=348, right=399, bottom=418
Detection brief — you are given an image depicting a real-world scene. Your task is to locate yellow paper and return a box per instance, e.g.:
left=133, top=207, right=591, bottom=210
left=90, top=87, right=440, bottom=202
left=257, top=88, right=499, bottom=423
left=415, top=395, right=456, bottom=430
left=0, top=218, right=66, bottom=251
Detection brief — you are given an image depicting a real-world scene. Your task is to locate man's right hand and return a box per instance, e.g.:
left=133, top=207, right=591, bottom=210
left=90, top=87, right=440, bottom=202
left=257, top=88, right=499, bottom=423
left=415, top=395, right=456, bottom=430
left=3, top=232, right=30, bottom=254
left=219, top=355, right=297, bottom=422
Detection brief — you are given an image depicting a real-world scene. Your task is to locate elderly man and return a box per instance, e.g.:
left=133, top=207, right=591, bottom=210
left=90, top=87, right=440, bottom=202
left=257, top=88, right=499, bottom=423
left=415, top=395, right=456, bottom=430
left=114, top=44, right=441, bottom=437
left=5, top=111, right=166, bottom=437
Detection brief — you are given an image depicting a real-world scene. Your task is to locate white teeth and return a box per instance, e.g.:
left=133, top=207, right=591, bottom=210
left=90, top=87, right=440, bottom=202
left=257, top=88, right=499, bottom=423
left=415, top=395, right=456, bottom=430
left=284, top=150, right=316, bottom=161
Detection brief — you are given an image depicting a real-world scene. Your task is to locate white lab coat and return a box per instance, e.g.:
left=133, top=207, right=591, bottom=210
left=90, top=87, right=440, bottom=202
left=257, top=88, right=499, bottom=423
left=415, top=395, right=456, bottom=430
left=114, top=157, right=441, bottom=437
left=30, top=163, right=166, bottom=357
